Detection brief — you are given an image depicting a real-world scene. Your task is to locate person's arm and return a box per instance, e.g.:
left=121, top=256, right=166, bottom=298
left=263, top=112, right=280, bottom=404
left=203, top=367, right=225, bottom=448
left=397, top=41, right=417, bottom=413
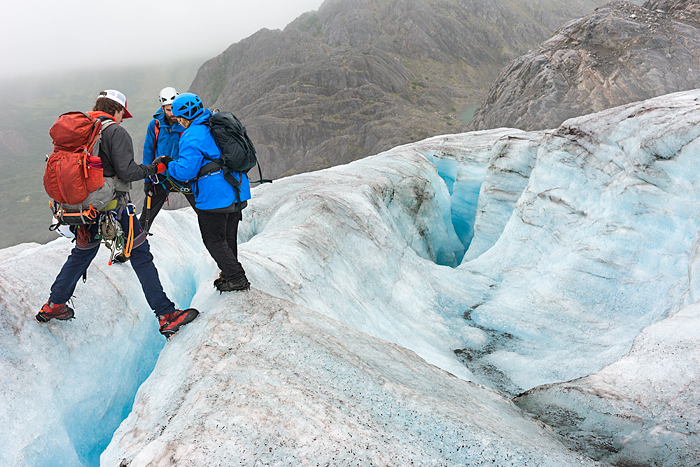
left=109, top=125, right=157, bottom=182
left=167, top=134, right=204, bottom=182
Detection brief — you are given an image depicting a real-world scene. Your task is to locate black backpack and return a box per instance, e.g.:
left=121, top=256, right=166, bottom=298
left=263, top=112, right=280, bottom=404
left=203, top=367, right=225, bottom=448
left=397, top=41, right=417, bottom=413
left=205, top=111, right=271, bottom=186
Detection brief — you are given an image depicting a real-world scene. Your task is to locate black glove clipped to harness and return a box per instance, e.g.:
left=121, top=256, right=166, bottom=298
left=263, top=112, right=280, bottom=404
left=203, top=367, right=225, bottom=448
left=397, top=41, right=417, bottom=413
left=144, top=180, right=153, bottom=195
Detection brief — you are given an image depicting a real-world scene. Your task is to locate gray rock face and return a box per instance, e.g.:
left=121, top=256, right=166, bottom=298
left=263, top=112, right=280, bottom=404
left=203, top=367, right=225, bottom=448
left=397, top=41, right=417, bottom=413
left=189, top=0, right=611, bottom=180
left=470, top=0, right=700, bottom=131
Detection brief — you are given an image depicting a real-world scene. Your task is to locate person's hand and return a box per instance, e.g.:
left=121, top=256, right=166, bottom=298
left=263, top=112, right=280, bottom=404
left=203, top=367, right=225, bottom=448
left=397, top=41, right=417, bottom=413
left=153, top=156, right=173, bottom=174
left=154, top=155, right=174, bottom=166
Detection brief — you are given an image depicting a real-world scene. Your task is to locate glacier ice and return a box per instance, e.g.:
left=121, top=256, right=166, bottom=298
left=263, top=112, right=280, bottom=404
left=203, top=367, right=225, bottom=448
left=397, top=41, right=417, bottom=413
left=1, top=90, right=700, bottom=465
left=0, top=212, right=208, bottom=466
left=515, top=299, right=700, bottom=465
left=456, top=92, right=700, bottom=393
left=103, top=288, right=596, bottom=466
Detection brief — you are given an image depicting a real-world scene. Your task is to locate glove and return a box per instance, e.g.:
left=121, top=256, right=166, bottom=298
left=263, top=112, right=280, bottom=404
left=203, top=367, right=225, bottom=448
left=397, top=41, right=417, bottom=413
left=144, top=180, right=153, bottom=195
left=153, top=155, right=174, bottom=166
left=153, top=155, right=173, bottom=174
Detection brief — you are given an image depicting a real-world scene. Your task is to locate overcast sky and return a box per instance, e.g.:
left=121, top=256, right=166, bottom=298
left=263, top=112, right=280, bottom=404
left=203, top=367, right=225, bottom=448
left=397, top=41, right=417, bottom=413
left=1, top=0, right=325, bottom=81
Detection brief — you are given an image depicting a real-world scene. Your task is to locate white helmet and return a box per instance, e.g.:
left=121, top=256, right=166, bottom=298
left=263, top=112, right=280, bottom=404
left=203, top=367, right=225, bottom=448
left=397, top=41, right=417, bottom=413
left=159, top=87, right=179, bottom=106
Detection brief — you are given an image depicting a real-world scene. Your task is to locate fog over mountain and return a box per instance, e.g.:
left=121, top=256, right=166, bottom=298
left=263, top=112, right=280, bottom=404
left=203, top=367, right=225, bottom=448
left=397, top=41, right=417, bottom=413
left=470, top=0, right=700, bottom=131
left=0, top=0, right=615, bottom=251
left=189, top=0, right=614, bottom=181
left=0, top=0, right=325, bottom=82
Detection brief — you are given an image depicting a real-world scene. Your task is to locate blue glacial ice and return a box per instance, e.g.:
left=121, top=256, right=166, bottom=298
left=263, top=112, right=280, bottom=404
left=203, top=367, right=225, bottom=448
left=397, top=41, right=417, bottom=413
left=2, top=90, right=700, bottom=466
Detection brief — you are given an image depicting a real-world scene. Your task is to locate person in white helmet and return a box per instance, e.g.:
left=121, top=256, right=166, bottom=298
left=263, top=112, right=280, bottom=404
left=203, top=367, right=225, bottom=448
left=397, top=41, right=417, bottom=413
left=138, top=87, right=195, bottom=232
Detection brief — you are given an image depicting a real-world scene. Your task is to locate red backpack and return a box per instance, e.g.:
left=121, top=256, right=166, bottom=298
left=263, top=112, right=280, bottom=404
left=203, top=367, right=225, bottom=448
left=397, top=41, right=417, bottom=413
left=44, top=111, right=108, bottom=206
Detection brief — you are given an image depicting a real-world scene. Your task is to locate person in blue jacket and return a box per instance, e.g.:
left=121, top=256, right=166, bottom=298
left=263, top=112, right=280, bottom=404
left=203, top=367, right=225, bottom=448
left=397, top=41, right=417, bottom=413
left=164, top=92, right=251, bottom=292
left=138, top=87, right=194, bottom=231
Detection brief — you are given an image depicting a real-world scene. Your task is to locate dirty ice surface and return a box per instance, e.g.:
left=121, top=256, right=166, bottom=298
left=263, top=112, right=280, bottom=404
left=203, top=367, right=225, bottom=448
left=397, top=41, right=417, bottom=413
left=2, top=90, right=700, bottom=466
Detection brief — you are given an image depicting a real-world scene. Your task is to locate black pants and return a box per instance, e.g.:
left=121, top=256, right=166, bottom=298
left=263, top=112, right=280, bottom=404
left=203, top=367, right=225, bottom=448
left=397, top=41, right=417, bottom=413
left=139, top=182, right=196, bottom=231
left=197, top=209, right=247, bottom=282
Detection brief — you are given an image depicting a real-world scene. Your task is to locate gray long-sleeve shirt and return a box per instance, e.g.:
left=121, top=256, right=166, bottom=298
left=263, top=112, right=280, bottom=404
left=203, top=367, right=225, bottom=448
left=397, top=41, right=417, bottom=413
left=98, top=120, right=157, bottom=184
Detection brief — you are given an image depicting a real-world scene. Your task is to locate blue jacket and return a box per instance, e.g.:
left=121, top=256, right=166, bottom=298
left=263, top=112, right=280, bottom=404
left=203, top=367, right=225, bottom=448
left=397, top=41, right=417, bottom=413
left=142, top=109, right=185, bottom=166
left=167, top=109, right=251, bottom=211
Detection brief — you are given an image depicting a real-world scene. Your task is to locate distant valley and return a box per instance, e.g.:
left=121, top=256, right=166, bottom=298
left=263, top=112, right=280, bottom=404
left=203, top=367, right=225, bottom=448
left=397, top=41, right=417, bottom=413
left=0, top=61, right=202, bottom=248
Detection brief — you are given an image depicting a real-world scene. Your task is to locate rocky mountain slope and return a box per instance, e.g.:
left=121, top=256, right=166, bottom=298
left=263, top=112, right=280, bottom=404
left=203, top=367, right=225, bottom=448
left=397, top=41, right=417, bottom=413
left=189, top=0, right=612, bottom=180
left=469, top=0, right=700, bottom=131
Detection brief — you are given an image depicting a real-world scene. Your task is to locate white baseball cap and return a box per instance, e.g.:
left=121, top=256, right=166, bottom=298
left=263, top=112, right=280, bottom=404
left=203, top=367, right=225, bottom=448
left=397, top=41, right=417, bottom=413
left=99, top=89, right=133, bottom=118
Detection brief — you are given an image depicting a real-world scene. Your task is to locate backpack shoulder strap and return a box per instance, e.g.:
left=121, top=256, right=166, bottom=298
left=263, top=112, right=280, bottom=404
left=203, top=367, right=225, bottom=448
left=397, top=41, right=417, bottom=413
left=101, top=119, right=116, bottom=131
left=152, top=120, right=161, bottom=159
left=92, top=119, right=116, bottom=158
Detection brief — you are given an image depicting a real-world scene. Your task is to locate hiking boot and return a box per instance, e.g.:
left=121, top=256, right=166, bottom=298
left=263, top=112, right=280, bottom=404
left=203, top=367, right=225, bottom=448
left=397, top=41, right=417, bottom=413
left=216, top=278, right=250, bottom=293
left=36, top=302, right=75, bottom=323
left=158, top=308, right=199, bottom=338
left=213, top=273, right=224, bottom=288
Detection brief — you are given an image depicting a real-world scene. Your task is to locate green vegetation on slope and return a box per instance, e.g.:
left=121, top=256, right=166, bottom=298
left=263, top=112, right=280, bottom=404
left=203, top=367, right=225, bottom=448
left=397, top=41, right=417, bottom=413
left=0, top=60, right=202, bottom=249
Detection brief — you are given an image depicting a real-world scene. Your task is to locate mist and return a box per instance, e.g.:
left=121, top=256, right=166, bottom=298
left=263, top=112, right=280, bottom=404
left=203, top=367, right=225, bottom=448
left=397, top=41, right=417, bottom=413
left=1, top=0, right=324, bottom=83
left=0, top=0, right=328, bottom=250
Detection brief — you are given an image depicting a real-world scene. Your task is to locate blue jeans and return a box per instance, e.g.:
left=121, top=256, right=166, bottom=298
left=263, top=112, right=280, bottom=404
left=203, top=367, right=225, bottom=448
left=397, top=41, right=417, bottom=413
left=49, top=206, right=176, bottom=316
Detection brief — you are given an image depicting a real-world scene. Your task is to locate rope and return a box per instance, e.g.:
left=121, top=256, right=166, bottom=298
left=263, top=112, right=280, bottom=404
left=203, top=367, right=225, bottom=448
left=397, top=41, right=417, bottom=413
left=76, top=225, right=90, bottom=248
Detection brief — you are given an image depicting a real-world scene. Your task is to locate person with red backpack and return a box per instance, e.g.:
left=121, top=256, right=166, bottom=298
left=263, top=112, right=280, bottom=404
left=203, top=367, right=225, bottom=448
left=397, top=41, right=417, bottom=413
left=139, top=87, right=195, bottom=232
left=37, top=90, right=199, bottom=338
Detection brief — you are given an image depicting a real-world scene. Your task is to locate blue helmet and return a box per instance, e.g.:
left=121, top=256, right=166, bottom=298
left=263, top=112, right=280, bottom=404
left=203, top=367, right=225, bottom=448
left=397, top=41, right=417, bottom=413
left=172, top=93, right=204, bottom=119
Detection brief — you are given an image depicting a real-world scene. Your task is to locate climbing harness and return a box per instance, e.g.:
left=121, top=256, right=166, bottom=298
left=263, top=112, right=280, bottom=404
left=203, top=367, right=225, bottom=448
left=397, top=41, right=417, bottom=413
left=99, top=210, right=124, bottom=265
left=94, top=200, right=138, bottom=265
